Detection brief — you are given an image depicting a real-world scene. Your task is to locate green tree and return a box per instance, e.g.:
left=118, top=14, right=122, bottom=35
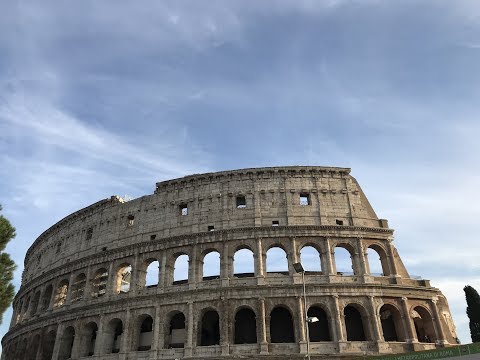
left=464, top=285, right=480, bottom=343
left=0, top=205, right=16, bottom=325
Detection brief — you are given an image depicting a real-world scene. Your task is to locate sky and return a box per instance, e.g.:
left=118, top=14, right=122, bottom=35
left=1, top=0, right=480, bottom=347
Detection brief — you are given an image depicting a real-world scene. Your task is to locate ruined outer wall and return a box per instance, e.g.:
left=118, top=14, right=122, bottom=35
left=2, top=166, right=458, bottom=360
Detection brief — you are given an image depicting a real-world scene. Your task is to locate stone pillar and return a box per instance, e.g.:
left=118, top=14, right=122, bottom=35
left=220, top=243, right=230, bottom=286
left=255, top=238, right=265, bottom=284
left=297, top=296, right=307, bottom=354
left=356, top=238, right=367, bottom=276
left=132, top=252, right=143, bottom=291
left=368, top=296, right=383, bottom=341
left=185, top=301, right=194, bottom=357
left=65, top=272, right=76, bottom=305
left=160, top=251, right=167, bottom=290
left=94, top=316, right=104, bottom=355
left=70, top=325, right=81, bottom=359
left=323, top=238, right=335, bottom=277
left=386, top=239, right=399, bottom=277
left=400, top=297, right=417, bottom=343
left=220, top=298, right=230, bottom=355
left=188, top=249, right=197, bottom=290
left=83, top=265, right=92, bottom=302
left=121, top=309, right=132, bottom=353
left=154, top=306, right=164, bottom=350
left=51, top=323, right=64, bottom=360
left=107, top=262, right=115, bottom=297
left=48, top=280, right=58, bottom=311
left=430, top=298, right=447, bottom=345
left=332, top=295, right=345, bottom=342
left=258, top=297, right=268, bottom=354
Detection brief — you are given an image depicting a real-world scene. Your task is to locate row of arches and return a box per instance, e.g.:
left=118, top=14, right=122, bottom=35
left=4, top=301, right=438, bottom=360
left=14, top=242, right=393, bottom=325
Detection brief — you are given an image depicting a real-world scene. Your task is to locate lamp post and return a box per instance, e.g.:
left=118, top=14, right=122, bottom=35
left=293, top=262, right=317, bottom=360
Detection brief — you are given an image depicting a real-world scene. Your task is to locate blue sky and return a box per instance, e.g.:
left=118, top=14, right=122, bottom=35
left=1, top=0, right=480, bottom=345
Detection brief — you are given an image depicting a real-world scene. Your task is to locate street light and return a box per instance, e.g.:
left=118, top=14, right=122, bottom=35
left=293, top=262, right=312, bottom=360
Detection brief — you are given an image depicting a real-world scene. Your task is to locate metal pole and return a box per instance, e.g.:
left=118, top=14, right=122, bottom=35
left=302, top=271, right=310, bottom=360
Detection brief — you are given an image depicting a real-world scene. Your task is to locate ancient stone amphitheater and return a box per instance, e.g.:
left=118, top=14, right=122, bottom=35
left=2, top=166, right=457, bottom=360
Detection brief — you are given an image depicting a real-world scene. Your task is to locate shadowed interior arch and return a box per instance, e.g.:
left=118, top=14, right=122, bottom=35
left=234, top=308, right=257, bottom=344
left=270, top=306, right=295, bottom=343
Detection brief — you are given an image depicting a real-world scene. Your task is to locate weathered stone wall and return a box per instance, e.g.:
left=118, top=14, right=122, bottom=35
left=2, top=166, right=458, bottom=360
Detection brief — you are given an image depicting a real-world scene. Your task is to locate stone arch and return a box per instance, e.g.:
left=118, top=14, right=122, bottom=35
left=334, top=244, right=356, bottom=275
left=14, top=336, right=27, bottom=360
left=199, top=308, right=220, bottom=346
left=42, top=330, right=57, bottom=360
left=344, top=303, right=369, bottom=341
left=71, top=273, right=86, bottom=302
left=58, top=326, right=75, bottom=360
left=30, top=290, right=41, bottom=316
left=166, top=311, right=186, bottom=348
left=266, top=246, right=289, bottom=274
left=91, top=268, right=108, bottom=298
left=380, top=304, right=405, bottom=341
left=25, top=333, right=41, bottom=360
left=412, top=306, right=436, bottom=343
left=234, top=307, right=257, bottom=344
left=22, top=295, right=31, bottom=320
left=104, top=318, right=123, bottom=353
left=233, top=247, right=255, bottom=277
left=40, top=284, right=53, bottom=311
left=78, top=321, right=98, bottom=357
left=300, top=245, right=322, bottom=273
left=53, top=279, right=69, bottom=308
left=144, top=259, right=160, bottom=287
left=201, top=249, right=221, bottom=280
left=270, top=305, right=295, bottom=343
left=115, top=263, right=132, bottom=293
left=136, top=314, right=154, bottom=351
left=367, top=244, right=390, bottom=276
left=173, top=253, right=189, bottom=284
left=307, top=305, right=331, bottom=341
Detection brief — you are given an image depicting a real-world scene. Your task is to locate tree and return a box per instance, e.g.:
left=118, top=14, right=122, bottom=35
left=464, top=285, right=480, bottom=343
left=0, top=205, right=16, bottom=325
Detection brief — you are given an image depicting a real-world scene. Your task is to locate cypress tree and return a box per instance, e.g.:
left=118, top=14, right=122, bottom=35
left=464, top=285, right=480, bottom=342
left=0, top=205, right=16, bottom=325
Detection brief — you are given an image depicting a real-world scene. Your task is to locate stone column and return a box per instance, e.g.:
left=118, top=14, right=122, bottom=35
left=220, top=243, right=230, bottom=286
left=220, top=298, right=230, bottom=355
left=332, top=295, right=345, bottom=342
left=48, top=280, right=58, bottom=311
left=83, top=265, right=92, bottom=302
left=430, top=298, right=447, bottom=345
left=255, top=238, right=265, bottom=284
left=400, top=297, right=417, bottom=343
left=323, top=238, right=335, bottom=277
left=51, top=323, right=64, bottom=360
left=160, top=251, right=167, bottom=290
left=297, top=296, right=307, bottom=354
left=258, top=297, right=268, bottom=354
left=94, top=316, right=104, bottom=355
left=386, top=239, right=399, bottom=277
left=154, top=306, right=164, bottom=350
left=185, top=301, right=194, bottom=356
left=188, top=249, right=198, bottom=290
left=106, top=262, right=115, bottom=297
left=368, top=296, right=383, bottom=341
left=65, top=272, right=76, bottom=305
left=120, top=309, right=132, bottom=353
left=132, top=252, right=143, bottom=291
left=356, top=238, right=367, bottom=276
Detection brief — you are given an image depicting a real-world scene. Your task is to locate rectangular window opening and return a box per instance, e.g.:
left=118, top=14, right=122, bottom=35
left=150, top=234, right=157, bottom=240
left=180, top=204, right=188, bottom=216
left=336, top=219, right=344, bottom=226
left=272, top=220, right=279, bottom=226
left=85, top=227, right=93, bottom=241
left=300, top=193, right=311, bottom=206
left=208, top=225, right=215, bottom=232
left=236, top=195, right=246, bottom=209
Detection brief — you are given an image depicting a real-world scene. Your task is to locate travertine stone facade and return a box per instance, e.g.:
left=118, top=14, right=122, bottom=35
left=1, top=166, right=457, bottom=360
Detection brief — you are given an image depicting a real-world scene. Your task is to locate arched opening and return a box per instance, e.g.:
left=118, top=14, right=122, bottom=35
left=344, top=305, right=367, bottom=341
left=412, top=306, right=436, bottom=343
left=380, top=304, right=405, bottom=342
left=202, top=251, right=220, bottom=280
left=115, top=264, right=132, bottom=293
left=30, top=291, right=41, bottom=316
left=22, top=296, right=31, bottom=320
left=234, top=308, right=257, bottom=344
left=199, top=310, right=220, bottom=346
left=41, top=285, right=53, bottom=311
left=58, top=326, right=75, bottom=360
left=173, top=254, right=189, bottom=285
left=91, top=268, right=108, bottom=298
left=79, top=322, right=97, bottom=357
left=307, top=306, right=331, bottom=341
left=300, top=246, right=322, bottom=273
left=26, top=334, right=40, bottom=360
left=136, top=315, right=153, bottom=351
left=105, top=319, right=123, bottom=353
left=41, top=330, right=56, bottom=360
left=233, top=248, right=254, bottom=277
left=270, top=306, right=295, bottom=343
left=367, top=245, right=390, bottom=276
left=53, top=280, right=69, bottom=308
left=266, top=246, right=288, bottom=275
left=15, top=337, right=26, bottom=360
left=167, top=312, right=186, bottom=348
left=71, top=273, right=86, bottom=302
left=145, top=260, right=159, bottom=287
left=334, top=246, right=355, bottom=275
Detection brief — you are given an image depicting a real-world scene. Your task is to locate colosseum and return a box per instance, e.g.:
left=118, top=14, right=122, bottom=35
left=1, top=166, right=458, bottom=360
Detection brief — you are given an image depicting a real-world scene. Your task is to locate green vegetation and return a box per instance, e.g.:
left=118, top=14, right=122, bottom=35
left=464, top=285, right=480, bottom=343
left=0, top=205, right=16, bottom=324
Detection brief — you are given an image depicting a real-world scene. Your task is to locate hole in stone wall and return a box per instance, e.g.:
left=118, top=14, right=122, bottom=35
left=336, top=219, right=344, bottom=226
left=236, top=195, right=246, bottom=208
left=300, top=193, right=310, bottom=206
left=208, top=225, right=215, bottom=231
left=199, top=310, right=220, bottom=346
left=233, top=248, right=254, bottom=277
left=272, top=220, right=279, bottom=226
left=179, top=204, right=188, bottom=216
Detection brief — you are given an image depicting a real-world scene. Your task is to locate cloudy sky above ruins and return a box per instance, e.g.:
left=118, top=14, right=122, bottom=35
left=1, top=0, right=480, bottom=344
